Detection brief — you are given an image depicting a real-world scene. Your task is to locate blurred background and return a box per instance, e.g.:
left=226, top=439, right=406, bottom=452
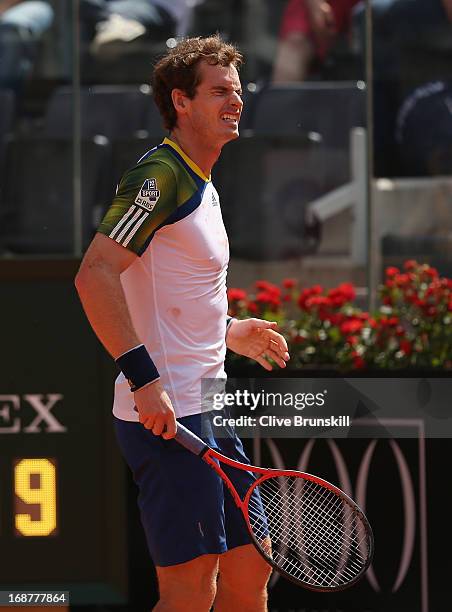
left=1, top=0, right=452, bottom=284
left=0, top=0, right=451, bottom=610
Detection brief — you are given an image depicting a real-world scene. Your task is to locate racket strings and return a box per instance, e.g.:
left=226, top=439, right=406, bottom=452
left=248, top=495, right=359, bottom=581
left=248, top=492, right=360, bottom=586
left=263, top=477, right=367, bottom=555
left=249, top=480, right=363, bottom=561
left=267, top=478, right=367, bottom=578
left=249, top=478, right=367, bottom=585
left=247, top=475, right=371, bottom=588
left=287, top=479, right=367, bottom=556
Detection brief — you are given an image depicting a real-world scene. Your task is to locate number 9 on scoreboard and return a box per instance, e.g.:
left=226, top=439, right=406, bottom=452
left=14, top=458, right=58, bottom=537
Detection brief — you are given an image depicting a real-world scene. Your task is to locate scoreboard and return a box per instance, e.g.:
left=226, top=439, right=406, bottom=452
left=0, top=261, right=127, bottom=605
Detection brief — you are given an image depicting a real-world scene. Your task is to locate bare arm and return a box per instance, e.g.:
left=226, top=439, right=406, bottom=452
left=75, top=233, right=177, bottom=438
left=75, top=232, right=140, bottom=358
left=305, top=0, right=336, bottom=40
left=273, top=32, right=315, bottom=83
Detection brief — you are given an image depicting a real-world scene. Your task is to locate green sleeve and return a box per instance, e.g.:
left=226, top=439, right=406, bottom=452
left=97, top=160, right=177, bottom=255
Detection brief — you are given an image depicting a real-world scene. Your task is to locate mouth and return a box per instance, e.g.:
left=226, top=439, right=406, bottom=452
left=220, top=113, right=239, bottom=127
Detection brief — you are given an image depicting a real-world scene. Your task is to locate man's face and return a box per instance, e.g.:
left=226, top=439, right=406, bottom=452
left=184, top=61, right=243, bottom=147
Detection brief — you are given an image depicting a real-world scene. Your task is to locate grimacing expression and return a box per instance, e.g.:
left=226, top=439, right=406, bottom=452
left=182, top=61, right=243, bottom=145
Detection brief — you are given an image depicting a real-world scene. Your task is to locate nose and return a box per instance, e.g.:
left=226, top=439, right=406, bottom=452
left=230, top=90, right=243, bottom=111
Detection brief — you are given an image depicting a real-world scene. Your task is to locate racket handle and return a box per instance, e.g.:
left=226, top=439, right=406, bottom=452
left=175, top=421, right=209, bottom=456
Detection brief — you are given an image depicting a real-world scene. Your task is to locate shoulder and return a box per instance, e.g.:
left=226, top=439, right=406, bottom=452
left=119, top=154, right=177, bottom=197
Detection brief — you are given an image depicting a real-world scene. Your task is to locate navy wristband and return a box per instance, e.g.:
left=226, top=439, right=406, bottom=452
left=226, top=316, right=236, bottom=329
left=115, top=345, right=160, bottom=392
left=226, top=316, right=236, bottom=337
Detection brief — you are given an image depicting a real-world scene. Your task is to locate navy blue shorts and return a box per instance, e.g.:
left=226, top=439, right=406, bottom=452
left=114, top=413, right=258, bottom=567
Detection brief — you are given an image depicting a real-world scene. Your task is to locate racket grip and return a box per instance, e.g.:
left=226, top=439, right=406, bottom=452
left=175, top=421, right=209, bottom=456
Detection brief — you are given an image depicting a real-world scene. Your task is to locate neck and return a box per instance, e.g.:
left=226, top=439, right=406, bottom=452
left=169, top=128, right=222, bottom=177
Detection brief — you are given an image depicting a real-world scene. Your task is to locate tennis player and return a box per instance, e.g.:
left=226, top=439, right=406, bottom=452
left=75, top=35, right=290, bottom=611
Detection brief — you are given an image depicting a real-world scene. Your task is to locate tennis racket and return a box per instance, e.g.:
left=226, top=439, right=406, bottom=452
left=175, top=421, right=374, bottom=592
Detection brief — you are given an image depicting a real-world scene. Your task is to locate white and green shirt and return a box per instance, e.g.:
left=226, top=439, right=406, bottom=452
left=98, top=138, right=229, bottom=420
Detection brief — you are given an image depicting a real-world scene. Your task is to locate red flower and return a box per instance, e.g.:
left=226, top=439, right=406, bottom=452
left=297, top=284, right=324, bottom=309
left=379, top=316, right=399, bottom=327
left=340, top=319, right=363, bottom=335
left=347, top=335, right=359, bottom=346
left=425, top=285, right=438, bottom=297
left=256, top=291, right=280, bottom=305
left=404, top=291, right=417, bottom=304
left=329, top=294, right=347, bottom=307
left=306, top=295, right=332, bottom=308
left=400, top=340, right=412, bottom=355
left=424, top=266, right=438, bottom=278
left=297, top=289, right=311, bottom=310
left=339, top=282, right=356, bottom=300
left=318, top=309, right=331, bottom=321
left=328, top=313, right=345, bottom=326
left=255, top=280, right=280, bottom=297
left=311, top=285, right=324, bottom=295
left=282, top=278, right=297, bottom=289
left=351, top=352, right=366, bottom=369
left=227, top=288, right=247, bottom=301
left=255, top=291, right=280, bottom=312
left=394, top=273, right=410, bottom=286
left=255, top=280, right=272, bottom=291
left=386, top=266, right=400, bottom=277
left=246, top=300, right=258, bottom=314
left=293, top=334, right=305, bottom=344
left=328, top=282, right=356, bottom=304
left=403, top=260, right=418, bottom=271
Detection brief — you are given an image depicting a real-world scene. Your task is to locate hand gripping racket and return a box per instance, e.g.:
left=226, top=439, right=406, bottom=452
left=175, top=422, right=374, bottom=592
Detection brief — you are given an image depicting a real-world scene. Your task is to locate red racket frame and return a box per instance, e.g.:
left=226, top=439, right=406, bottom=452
left=201, top=446, right=374, bottom=592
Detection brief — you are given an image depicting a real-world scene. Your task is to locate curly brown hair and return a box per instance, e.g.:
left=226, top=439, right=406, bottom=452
left=152, top=35, right=243, bottom=131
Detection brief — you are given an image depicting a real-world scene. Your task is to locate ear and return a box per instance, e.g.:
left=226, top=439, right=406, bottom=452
left=171, top=89, right=189, bottom=116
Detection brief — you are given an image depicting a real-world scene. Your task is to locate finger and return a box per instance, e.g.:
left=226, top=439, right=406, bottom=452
left=251, top=319, right=278, bottom=330
left=264, top=349, right=287, bottom=369
left=267, top=329, right=289, bottom=352
left=133, top=404, right=148, bottom=422
left=269, top=339, right=290, bottom=361
left=139, top=410, right=153, bottom=425
left=162, top=414, right=177, bottom=440
left=255, top=355, right=273, bottom=371
left=142, top=417, right=156, bottom=430
left=152, top=416, right=166, bottom=436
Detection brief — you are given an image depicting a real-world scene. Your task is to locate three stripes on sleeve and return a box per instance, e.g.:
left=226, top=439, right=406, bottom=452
left=108, top=204, right=150, bottom=248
